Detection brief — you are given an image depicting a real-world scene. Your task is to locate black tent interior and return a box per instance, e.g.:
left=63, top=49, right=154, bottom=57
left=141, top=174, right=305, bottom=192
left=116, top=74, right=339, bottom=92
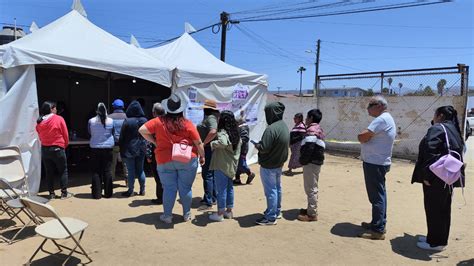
left=35, top=65, right=171, bottom=140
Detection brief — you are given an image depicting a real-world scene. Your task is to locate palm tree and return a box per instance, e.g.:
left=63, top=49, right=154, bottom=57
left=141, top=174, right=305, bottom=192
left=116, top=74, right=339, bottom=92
left=437, top=79, right=447, bottom=96
left=297, top=66, right=306, bottom=96
left=398, top=82, right=403, bottom=95
left=387, top=77, right=393, bottom=94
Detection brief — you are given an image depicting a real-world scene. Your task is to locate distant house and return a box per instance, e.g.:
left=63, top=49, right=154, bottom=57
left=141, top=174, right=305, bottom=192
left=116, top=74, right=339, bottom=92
left=319, top=87, right=366, bottom=97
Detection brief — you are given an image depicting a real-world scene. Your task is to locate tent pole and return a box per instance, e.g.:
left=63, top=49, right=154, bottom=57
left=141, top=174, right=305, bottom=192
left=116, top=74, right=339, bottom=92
left=107, top=73, right=111, bottom=109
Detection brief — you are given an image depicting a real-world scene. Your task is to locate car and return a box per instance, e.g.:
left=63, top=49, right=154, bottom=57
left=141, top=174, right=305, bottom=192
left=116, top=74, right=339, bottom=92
left=467, top=112, right=474, bottom=136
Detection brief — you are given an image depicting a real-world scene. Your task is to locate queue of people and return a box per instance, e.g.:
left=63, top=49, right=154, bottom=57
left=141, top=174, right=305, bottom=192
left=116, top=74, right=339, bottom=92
left=35, top=94, right=465, bottom=252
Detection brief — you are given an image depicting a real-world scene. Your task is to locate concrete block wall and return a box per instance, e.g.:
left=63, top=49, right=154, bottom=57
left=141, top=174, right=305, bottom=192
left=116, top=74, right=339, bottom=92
left=268, top=95, right=466, bottom=160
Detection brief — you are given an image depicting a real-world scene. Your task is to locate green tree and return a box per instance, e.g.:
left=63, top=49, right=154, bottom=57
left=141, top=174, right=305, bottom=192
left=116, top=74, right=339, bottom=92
left=381, top=87, right=390, bottom=94
left=398, top=82, right=403, bottom=95
left=437, top=79, right=447, bottom=96
left=423, top=86, right=435, bottom=96
left=366, top=89, right=374, bottom=96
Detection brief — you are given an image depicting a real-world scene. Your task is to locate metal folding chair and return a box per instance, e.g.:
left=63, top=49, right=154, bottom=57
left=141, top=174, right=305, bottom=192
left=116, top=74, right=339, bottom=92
left=20, top=198, right=92, bottom=265
left=0, top=178, right=48, bottom=244
left=0, top=146, right=49, bottom=244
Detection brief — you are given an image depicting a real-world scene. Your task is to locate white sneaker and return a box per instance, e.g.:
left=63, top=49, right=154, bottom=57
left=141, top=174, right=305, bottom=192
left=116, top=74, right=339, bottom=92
left=277, top=213, right=282, bottom=219
left=209, top=213, right=224, bottom=222
left=418, top=236, right=427, bottom=243
left=416, top=241, right=446, bottom=251
left=223, top=211, right=233, bottom=219
left=183, top=213, right=192, bottom=222
left=160, top=214, right=173, bottom=224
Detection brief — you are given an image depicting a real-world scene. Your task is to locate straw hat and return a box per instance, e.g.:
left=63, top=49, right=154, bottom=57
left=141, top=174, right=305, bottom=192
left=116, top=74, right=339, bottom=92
left=203, top=99, right=218, bottom=110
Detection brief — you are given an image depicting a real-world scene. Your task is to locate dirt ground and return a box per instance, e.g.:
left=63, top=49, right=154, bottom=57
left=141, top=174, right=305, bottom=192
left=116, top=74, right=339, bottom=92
left=1, top=141, right=473, bottom=265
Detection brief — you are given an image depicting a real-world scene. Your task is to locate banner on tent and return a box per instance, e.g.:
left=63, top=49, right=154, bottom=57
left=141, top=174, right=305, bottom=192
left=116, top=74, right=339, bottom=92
left=175, top=82, right=268, bottom=166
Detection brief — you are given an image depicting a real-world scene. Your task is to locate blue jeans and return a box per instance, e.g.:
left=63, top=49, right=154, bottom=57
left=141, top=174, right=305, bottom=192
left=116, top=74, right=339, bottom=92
left=201, top=146, right=216, bottom=206
left=260, top=167, right=282, bottom=221
left=157, top=158, right=198, bottom=217
left=123, top=155, right=146, bottom=194
left=236, top=155, right=251, bottom=177
left=214, top=170, right=234, bottom=211
left=363, top=162, right=390, bottom=233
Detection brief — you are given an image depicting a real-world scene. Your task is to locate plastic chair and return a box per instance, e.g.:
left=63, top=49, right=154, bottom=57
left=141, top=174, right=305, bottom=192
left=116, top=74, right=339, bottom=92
left=20, top=198, right=92, bottom=265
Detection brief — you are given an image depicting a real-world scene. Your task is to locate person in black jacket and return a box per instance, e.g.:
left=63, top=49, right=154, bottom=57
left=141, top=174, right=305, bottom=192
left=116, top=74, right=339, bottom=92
left=234, top=117, right=256, bottom=185
left=284, top=113, right=306, bottom=176
left=412, top=105, right=465, bottom=251
left=298, top=109, right=325, bottom=222
left=119, top=100, right=148, bottom=197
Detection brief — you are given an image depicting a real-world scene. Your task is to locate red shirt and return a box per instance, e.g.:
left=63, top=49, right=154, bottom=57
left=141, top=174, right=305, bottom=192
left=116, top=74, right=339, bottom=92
left=36, top=114, right=69, bottom=149
left=144, top=117, right=200, bottom=164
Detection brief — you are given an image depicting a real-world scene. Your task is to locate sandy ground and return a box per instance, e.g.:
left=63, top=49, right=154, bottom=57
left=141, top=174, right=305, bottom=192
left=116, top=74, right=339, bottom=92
left=1, top=141, right=473, bottom=265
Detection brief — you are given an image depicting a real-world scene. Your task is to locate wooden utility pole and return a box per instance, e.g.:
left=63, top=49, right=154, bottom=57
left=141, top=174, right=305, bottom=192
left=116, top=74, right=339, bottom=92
left=315, top=39, right=321, bottom=101
left=220, top=12, right=229, bottom=62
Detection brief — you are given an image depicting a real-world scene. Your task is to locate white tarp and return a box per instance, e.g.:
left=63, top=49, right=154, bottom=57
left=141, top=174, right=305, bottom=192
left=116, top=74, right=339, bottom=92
left=146, top=33, right=267, bottom=88
left=0, top=10, right=173, bottom=193
left=0, top=10, right=172, bottom=87
left=146, top=33, right=269, bottom=165
left=0, top=66, right=41, bottom=192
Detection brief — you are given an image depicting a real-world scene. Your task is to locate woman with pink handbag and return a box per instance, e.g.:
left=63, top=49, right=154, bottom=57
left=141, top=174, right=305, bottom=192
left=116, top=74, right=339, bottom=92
left=412, top=106, right=465, bottom=251
left=139, top=94, right=205, bottom=224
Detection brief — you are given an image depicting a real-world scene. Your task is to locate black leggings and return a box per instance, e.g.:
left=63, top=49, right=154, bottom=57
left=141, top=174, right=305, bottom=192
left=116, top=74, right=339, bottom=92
left=423, top=180, right=452, bottom=246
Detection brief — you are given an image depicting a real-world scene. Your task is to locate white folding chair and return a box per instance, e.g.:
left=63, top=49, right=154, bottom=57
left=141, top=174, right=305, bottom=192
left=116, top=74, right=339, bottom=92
left=20, top=198, right=92, bottom=265
left=0, top=178, right=48, bottom=244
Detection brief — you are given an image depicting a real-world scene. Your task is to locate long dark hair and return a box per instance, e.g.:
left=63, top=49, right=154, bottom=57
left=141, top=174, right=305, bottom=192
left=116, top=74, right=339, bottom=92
left=37, top=101, right=56, bottom=124
left=218, top=110, right=240, bottom=151
left=307, top=109, right=322, bottom=124
left=162, top=112, right=185, bottom=134
left=435, top=105, right=462, bottom=138
left=96, top=102, right=107, bottom=128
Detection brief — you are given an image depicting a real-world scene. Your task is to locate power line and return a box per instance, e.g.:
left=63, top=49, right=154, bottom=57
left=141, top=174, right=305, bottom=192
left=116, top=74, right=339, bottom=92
left=235, top=1, right=450, bottom=23
left=293, top=20, right=474, bottom=30
left=324, top=40, right=474, bottom=50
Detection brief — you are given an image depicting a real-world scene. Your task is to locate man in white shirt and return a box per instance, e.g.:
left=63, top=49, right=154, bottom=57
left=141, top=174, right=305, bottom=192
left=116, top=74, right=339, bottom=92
left=357, top=96, right=396, bottom=240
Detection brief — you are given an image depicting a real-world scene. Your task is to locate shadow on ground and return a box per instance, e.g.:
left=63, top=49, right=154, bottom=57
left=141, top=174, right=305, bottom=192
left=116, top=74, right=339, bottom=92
left=119, top=212, right=187, bottom=230
left=235, top=213, right=263, bottom=228
left=282, top=209, right=300, bottom=221
left=457, top=258, right=474, bottom=265
left=330, top=222, right=362, bottom=238
left=29, top=253, right=83, bottom=266
left=0, top=225, right=36, bottom=243
left=390, top=233, right=447, bottom=261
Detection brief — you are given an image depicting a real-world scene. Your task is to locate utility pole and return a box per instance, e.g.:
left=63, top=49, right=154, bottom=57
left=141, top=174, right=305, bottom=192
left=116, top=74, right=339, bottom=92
left=220, top=12, right=229, bottom=62
left=277, top=86, right=281, bottom=94
left=315, top=39, right=320, bottom=98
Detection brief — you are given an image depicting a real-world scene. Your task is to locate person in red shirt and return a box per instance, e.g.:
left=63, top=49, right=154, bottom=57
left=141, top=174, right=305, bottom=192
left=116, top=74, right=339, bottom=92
left=36, top=101, right=72, bottom=199
left=139, top=94, right=205, bottom=224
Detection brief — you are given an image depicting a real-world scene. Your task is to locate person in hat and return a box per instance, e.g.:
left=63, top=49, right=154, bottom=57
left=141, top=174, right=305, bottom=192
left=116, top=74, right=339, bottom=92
left=139, top=93, right=205, bottom=224
left=196, top=99, right=220, bottom=211
left=108, top=99, right=128, bottom=184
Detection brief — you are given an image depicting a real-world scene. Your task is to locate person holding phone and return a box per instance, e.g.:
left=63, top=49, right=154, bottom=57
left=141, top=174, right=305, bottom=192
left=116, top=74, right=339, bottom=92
left=253, top=102, right=290, bottom=226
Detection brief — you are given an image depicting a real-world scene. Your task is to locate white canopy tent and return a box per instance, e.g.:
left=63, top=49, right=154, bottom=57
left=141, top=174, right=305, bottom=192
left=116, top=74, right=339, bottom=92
left=146, top=33, right=269, bottom=165
left=0, top=10, right=173, bottom=193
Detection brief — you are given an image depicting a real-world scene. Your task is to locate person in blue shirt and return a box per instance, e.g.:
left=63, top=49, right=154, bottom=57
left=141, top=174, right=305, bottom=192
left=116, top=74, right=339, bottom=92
left=88, top=102, right=115, bottom=199
left=108, top=99, right=128, bottom=184
left=357, top=96, right=396, bottom=240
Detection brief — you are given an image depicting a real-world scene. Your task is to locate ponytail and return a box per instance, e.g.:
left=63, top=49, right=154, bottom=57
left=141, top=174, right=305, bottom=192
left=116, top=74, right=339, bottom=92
left=37, top=101, right=56, bottom=124
left=96, top=102, right=108, bottom=128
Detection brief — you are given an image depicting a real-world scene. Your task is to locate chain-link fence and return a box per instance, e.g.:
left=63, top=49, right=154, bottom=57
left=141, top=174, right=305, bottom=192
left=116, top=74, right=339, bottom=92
left=309, top=65, right=469, bottom=159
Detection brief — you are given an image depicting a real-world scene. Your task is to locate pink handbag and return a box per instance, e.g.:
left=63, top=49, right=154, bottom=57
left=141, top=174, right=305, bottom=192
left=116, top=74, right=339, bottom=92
left=428, top=124, right=463, bottom=185
left=162, top=123, right=192, bottom=163
left=171, top=141, right=192, bottom=163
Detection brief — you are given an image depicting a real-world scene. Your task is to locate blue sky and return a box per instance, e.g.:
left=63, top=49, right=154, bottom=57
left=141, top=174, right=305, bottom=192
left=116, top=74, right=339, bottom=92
left=1, top=0, right=473, bottom=92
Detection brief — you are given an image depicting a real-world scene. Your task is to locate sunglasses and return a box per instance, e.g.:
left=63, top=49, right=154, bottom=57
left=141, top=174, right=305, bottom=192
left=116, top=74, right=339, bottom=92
left=367, top=103, right=379, bottom=109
